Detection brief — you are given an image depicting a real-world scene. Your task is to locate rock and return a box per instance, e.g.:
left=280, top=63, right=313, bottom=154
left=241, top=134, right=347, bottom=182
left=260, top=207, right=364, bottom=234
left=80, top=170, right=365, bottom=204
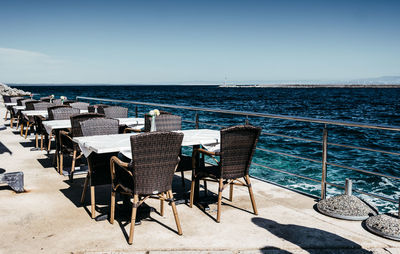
left=0, top=82, right=31, bottom=97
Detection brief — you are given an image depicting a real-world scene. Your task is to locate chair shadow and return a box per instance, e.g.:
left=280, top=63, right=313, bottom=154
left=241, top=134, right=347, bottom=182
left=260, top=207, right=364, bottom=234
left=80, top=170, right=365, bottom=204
left=252, top=217, right=373, bottom=253
left=0, top=142, right=12, bottom=155
left=19, top=141, right=36, bottom=148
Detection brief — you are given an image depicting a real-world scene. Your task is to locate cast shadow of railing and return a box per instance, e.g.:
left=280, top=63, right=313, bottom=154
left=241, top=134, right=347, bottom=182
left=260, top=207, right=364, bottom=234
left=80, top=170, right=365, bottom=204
left=252, top=217, right=372, bottom=254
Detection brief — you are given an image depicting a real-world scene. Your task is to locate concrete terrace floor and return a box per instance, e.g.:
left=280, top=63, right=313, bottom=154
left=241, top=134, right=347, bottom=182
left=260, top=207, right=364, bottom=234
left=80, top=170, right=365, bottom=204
left=0, top=102, right=400, bottom=254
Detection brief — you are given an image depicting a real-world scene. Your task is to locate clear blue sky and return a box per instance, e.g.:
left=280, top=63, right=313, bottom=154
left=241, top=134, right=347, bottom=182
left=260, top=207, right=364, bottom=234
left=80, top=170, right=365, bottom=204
left=0, top=0, right=399, bottom=84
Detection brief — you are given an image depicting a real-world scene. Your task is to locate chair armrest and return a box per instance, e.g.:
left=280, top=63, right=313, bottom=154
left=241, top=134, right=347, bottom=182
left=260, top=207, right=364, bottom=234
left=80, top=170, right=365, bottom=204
left=59, top=130, right=73, bottom=147
left=123, top=127, right=142, bottom=133
left=110, top=155, right=132, bottom=179
left=196, top=148, right=221, bottom=157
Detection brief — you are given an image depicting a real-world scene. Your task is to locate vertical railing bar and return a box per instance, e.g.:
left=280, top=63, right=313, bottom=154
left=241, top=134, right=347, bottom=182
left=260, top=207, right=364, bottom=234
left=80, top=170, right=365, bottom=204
left=321, top=125, right=328, bottom=200
left=245, top=115, right=249, bottom=125
left=135, top=106, right=138, bottom=117
left=195, top=112, right=199, bottom=129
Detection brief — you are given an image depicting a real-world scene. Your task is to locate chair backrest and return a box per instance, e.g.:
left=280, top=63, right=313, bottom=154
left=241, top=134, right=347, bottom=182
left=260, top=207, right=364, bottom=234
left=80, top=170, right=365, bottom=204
left=80, top=118, right=119, bottom=136
left=144, top=111, right=176, bottom=132
left=97, top=106, right=128, bottom=118
left=69, top=102, right=89, bottom=110
left=88, top=104, right=109, bottom=113
left=130, top=132, right=183, bottom=195
left=10, top=96, right=23, bottom=103
left=40, top=96, right=51, bottom=102
left=53, top=99, right=61, bottom=105
left=220, top=125, right=261, bottom=179
left=25, top=101, right=40, bottom=110
left=33, top=102, right=53, bottom=110
left=70, top=113, right=105, bottom=137
left=2, top=95, right=14, bottom=103
left=47, top=106, right=79, bottom=120
left=17, top=98, right=34, bottom=106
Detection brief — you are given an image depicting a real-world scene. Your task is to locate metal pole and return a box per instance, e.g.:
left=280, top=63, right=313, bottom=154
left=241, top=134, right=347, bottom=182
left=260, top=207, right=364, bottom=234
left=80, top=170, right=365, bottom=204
left=345, top=178, right=352, bottom=196
left=245, top=115, right=249, bottom=125
left=195, top=112, right=199, bottom=129
left=321, top=125, right=328, bottom=200
left=135, top=106, right=138, bottom=117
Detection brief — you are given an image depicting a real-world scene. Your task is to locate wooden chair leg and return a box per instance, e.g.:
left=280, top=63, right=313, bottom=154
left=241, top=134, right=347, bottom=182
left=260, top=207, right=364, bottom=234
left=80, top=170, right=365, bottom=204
left=10, top=118, right=13, bottom=128
left=90, top=186, right=96, bottom=219
left=168, top=190, right=182, bottom=235
left=59, top=153, right=64, bottom=175
left=80, top=174, right=89, bottom=204
left=35, top=133, right=39, bottom=148
left=70, top=150, right=77, bottom=181
left=128, top=194, right=139, bottom=245
left=110, top=191, right=116, bottom=224
left=47, top=134, right=52, bottom=151
left=20, top=123, right=24, bottom=136
left=24, top=124, right=30, bottom=139
left=40, top=135, right=44, bottom=150
left=245, top=175, right=258, bottom=215
left=189, top=177, right=196, bottom=208
left=229, top=182, right=234, bottom=201
left=4, top=111, right=8, bottom=121
left=160, top=193, right=164, bottom=217
left=216, top=178, right=223, bottom=223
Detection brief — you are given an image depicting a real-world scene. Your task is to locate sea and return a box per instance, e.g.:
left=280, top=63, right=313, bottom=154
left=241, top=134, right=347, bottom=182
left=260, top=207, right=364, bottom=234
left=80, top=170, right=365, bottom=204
left=16, top=85, right=400, bottom=212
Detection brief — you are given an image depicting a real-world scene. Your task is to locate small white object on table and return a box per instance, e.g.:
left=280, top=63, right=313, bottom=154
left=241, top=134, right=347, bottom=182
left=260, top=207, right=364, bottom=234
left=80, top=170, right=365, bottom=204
left=73, top=129, right=220, bottom=158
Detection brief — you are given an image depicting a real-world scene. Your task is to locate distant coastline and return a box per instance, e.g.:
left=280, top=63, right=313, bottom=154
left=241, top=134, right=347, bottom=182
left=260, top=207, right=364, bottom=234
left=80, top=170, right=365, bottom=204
left=219, top=84, right=400, bottom=88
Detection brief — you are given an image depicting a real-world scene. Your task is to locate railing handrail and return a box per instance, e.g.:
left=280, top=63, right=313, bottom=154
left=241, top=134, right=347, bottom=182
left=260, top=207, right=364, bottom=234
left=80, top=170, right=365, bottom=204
left=77, top=95, right=400, bottom=206
left=76, top=96, right=400, bottom=132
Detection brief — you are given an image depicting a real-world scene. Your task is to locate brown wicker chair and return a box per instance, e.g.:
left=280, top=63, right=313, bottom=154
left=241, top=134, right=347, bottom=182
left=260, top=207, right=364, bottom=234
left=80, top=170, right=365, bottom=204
left=21, top=100, right=40, bottom=139
left=32, top=102, right=54, bottom=150
left=47, top=106, right=80, bottom=171
left=8, top=97, right=23, bottom=128
left=88, top=104, right=109, bottom=113
left=79, top=118, right=120, bottom=219
left=59, top=113, right=105, bottom=179
left=70, top=102, right=89, bottom=110
left=97, top=106, right=128, bottom=118
left=110, top=132, right=184, bottom=244
left=189, top=125, right=261, bottom=223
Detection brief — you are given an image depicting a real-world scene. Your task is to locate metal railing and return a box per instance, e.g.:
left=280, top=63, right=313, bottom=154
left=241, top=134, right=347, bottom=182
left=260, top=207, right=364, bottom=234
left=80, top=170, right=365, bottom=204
left=76, top=96, right=400, bottom=204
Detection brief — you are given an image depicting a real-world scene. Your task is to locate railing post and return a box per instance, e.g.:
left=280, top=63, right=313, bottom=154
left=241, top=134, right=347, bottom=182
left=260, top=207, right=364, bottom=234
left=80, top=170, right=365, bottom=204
left=195, top=112, right=199, bottom=129
left=245, top=115, right=249, bottom=125
left=135, top=106, right=138, bottom=117
left=321, top=125, right=328, bottom=200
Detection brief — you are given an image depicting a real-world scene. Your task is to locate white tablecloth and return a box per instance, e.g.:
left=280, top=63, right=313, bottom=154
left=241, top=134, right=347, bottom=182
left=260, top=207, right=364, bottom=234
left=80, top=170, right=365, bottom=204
left=12, top=105, right=26, bottom=111
left=73, top=129, right=220, bottom=158
left=21, top=110, right=48, bottom=117
left=43, top=117, right=144, bottom=135
left=4, top=103, right=17, bottom=106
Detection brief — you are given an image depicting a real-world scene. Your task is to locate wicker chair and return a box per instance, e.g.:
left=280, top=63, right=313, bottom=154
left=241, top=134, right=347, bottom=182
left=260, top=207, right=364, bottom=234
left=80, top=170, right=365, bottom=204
left=79, top=118, right=120, bottom=219
left=189, top=125, right=261, bottom=223
left=97, top=106, right=128, bottom=118
left=8, top=97, right=23, bottom=127
left=2, top=95, right=17, bottom=120
left=33, top=102, right=54, bottom=150
left=21, top=100, right=40, bottom=138
left=17, top=99, right=37, bottom=136
left=47, top=106, right=80, bottom=171
left=40, top=96, right=51, bottom=102
left=69, top=102, right=89, bottom=110
left=110, top=132, right=184, bottom=244
left=59, top=113, right=104, bottom=179
left=88, top=104, right=109, bottom=113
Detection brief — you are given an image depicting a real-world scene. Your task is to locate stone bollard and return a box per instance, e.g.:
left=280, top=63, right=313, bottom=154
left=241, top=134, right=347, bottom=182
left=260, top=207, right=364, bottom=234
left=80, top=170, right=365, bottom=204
left=345, top=178, right=352, bottom=196
left=0, top=172, right=24, bottom=193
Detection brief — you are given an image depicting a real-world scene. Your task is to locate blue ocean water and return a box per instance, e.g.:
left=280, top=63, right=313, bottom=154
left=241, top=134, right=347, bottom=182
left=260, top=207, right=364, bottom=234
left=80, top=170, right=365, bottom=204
left=18, top=85, right=400, bottom=212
